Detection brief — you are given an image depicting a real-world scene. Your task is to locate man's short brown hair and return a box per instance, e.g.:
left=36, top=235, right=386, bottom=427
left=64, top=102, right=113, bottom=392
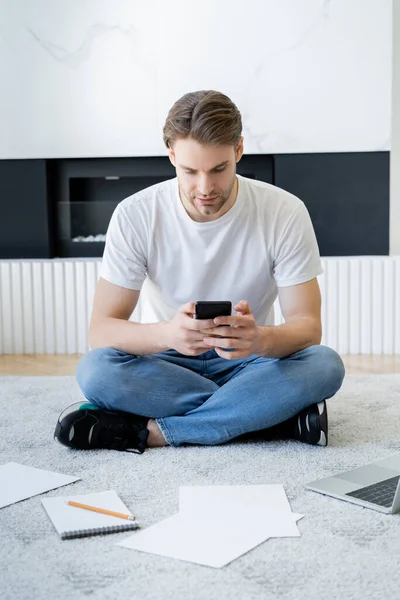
left=163, top=90, right=242, bottom=149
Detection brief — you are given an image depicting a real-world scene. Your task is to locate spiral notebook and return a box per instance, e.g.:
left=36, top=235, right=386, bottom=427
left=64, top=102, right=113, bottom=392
left=41, top=490, right=139, bottom=540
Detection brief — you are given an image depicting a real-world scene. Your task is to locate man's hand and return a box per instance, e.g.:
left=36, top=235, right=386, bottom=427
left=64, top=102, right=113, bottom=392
left=202, top=300, right=266, bottom=360
left=162, top=301, right=217, bottom=356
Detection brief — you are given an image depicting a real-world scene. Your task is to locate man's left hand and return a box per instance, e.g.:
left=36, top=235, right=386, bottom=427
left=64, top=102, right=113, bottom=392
left=202, top=300, right=263, bottom=359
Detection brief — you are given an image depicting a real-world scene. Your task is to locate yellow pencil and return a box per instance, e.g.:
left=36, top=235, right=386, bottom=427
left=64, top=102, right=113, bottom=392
left=67, top=500, right=136, bottom=521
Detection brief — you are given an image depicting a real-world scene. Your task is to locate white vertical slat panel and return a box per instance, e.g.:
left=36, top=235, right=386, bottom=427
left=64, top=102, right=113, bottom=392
left=94, top=259, right=104, bottom=320
left=0, top=257, right=400, bottom=355
left=349, top=259, right=361, bottom=354
left=21, top=262, right=35, bottom=354
left=383, top=259, right=395, bottom=354
left=75, top=261, right=88, bottom=354
left=54, top=261, right=67, bottom=354
left=273, top=297, right=284, bottom=326
left=42, top=261, right=56, bottom=354
left=32, top=262, right=45, bottom=353
left=360, top=259, right=372, bottom=353
left=85, top=261, right=98, bottom=334
left=371, top=258, right=384, bottom=355
left=95, top=261, right=102, bottom=281
left=325, top=260, right=339, bottom=351
left=65, top=261, right=78, bottom=355
left=135, top=288, right=147, bottom=324
left=318, top=263, right=326, bottom=346
left=337, top=258, right=349, bottom=355
left=131, top=271, right=144, bottom=324
left=0, top=262, right=13, bottom=353
left=131, top=299, right=143, bottom=324
left=11, top=263, right=24, bottom=354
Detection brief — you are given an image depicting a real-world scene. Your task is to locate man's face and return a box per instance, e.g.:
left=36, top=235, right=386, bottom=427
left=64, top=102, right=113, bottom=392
left=169, top=137, right=243, bottom=222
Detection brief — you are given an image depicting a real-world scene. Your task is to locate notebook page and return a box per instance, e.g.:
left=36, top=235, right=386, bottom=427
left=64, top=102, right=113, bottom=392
left=0, top=462, right=80, bottom=509
left=41, top=490, right=134, bottom=536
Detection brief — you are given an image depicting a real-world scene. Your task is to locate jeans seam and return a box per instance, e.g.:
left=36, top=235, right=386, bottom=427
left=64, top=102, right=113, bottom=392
left=155, top=418, right=176, bottom=446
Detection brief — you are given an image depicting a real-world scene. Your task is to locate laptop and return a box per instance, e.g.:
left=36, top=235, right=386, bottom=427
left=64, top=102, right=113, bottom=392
left=306, top=453, right=400, bottom=514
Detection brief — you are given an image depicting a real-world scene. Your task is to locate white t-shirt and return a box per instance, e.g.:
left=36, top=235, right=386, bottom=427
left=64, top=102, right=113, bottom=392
left=101, top=174, right=323, bottom=326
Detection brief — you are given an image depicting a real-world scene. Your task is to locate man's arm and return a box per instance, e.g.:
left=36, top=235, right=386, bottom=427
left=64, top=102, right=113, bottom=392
left=89, top=277, right=170, bottom=355
left=257, top=277, right=322, bottom=358
left=89, top=278, right=215, bottom=356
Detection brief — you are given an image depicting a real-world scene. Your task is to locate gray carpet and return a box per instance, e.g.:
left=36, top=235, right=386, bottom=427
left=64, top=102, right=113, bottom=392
left=1, top=374, right=400, bottom=600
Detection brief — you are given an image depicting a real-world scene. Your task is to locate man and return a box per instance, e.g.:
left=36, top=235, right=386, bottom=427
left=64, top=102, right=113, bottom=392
left=54, top=90, right=345, bottom=453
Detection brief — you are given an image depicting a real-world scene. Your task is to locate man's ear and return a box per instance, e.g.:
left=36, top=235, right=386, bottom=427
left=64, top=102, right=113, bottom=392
left=235, top=136, right=244, bottom=162
left=168, top=146, right=176, bottom=168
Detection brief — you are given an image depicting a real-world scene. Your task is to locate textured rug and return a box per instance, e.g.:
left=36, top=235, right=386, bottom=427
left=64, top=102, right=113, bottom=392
left=1, top=374, right=400, bottom=600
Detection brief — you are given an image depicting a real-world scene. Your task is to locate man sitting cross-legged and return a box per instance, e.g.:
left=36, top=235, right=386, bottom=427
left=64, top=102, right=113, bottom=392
left=54, top=90, right=345, bottom=454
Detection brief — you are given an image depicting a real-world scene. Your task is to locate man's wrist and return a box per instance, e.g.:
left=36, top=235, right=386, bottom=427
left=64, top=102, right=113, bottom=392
left=158, top=321, right=172, bottom=351
left=255, top=318, right=321, bottom=359
left=255, top=325, right=275, bottom=357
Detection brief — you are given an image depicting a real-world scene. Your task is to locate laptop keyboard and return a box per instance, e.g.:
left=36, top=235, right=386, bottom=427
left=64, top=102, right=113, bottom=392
left=346, top=475, right=400, bottom=507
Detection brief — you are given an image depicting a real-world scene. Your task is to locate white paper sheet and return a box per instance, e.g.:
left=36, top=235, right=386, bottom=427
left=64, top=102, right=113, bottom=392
left=179, top=484, right=292, bottom=511
left=118, top=512, right=303, bottom=569
left=179, top=484, right=300, bottom=537
left=180, top=484, right=290, bottom=514
left=118, top=484, right=303, bottom=568
left=0, top=462, right=80, bottom=508
left=179, top=484, right=301, bottom=538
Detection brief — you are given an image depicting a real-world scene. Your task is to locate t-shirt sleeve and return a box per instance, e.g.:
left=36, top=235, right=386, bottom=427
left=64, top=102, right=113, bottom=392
left=273, top=202, right=323, bottom=287
left=100, top=203, right=147, bottom=290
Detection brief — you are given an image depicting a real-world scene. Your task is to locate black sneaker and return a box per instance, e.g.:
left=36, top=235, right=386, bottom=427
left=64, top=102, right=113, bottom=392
left=54, top=402, right=149, bottom=453
left=288, top=400, right=328, bottom=446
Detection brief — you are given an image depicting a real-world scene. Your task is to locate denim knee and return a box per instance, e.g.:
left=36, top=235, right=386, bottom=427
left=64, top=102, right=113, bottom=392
left=76, top=347, right=119, bottom=403
left=307, top=344, right=346, bottom=397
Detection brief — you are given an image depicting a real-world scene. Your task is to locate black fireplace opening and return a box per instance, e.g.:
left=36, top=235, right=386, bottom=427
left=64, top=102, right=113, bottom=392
left=49, top=155, right=274, bottom=258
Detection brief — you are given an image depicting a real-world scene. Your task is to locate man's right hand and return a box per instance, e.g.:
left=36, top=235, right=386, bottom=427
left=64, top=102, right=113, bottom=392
left=162, top=301, right=218, bottom=356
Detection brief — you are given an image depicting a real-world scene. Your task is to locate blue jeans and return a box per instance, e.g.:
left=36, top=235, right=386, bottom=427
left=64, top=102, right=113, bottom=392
left=76, top=344, right=345, bottom=447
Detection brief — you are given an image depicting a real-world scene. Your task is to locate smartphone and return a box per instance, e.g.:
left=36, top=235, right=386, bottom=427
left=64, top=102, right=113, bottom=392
left=194, top=301, right=235, bottom=352
left=193, top=301, right=232, bottom=320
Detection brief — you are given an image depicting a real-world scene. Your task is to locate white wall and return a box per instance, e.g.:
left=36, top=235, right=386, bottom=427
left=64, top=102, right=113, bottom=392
left=391, top=0, right=400, bottom=255
left=0, top=0, right=392, bottom=159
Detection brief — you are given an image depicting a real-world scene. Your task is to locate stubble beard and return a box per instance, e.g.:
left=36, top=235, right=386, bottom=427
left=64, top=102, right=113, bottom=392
left=182, top=175, right=237, bottom=217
